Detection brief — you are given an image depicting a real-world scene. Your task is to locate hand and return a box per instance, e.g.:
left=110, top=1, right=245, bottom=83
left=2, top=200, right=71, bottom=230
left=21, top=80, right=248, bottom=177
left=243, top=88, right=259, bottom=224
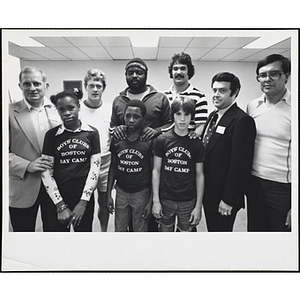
left=152, top=201, right=163, bottom=219
left=189, top=205, right=202, bottom=226
left=140, top=127, right=158, bottom=141
left=113, top=125, right=127, bottom=140
left=27, top=156, right=52, bottom=173
left=285, top=209, right=291, bottom=230
left=70, top=200, right=88, bottom=227
left=142, top=199, right=152, bottom=219
left=57, top=208, right=73, bottom=225
left=218, top=200, right=233, bottom=216
left=106, top=196, right=115, bottom=214
left=188, top=130, right=201, bottom=139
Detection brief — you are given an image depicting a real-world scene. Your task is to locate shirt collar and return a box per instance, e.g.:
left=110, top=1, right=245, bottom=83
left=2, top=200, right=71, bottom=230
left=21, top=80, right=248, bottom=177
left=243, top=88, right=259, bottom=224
left=217, top=101, right=236, bottom=118
left=24, top=97, right=52, bottom=111
left=257, top=88, right=291, bottom=107
left=170, top=83, right=193, bottom=94
left=55, top=120, right=94, bottom=136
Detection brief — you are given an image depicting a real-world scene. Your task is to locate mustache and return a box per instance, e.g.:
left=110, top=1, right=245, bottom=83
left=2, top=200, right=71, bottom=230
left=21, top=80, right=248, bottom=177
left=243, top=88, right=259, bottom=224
left=174, top=74, right=184, bottom=79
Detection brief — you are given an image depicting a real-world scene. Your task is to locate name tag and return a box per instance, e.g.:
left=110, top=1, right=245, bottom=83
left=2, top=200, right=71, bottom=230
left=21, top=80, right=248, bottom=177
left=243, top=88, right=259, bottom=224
left=216, top=125, right=226, bottom=134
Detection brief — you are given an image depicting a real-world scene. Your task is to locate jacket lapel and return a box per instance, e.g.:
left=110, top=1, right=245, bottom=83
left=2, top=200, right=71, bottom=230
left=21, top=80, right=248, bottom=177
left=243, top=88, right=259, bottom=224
left=205, top=103, right=237, bottom=155
left=14, top=100, right=41, bottom=154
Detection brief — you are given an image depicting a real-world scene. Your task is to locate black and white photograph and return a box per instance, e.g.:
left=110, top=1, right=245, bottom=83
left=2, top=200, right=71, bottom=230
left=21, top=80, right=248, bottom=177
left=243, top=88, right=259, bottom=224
left=2, top=28, right=298, bottom=274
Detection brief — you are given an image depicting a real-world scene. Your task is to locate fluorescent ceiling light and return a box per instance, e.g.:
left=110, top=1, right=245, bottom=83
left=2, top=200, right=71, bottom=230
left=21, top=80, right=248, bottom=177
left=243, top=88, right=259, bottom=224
left=243, top=35, right=289, bottom=49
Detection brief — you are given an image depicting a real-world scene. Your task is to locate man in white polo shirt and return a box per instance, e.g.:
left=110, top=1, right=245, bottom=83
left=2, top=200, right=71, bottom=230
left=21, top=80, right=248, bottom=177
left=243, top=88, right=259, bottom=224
left=246, top=54, right=291, bottom=231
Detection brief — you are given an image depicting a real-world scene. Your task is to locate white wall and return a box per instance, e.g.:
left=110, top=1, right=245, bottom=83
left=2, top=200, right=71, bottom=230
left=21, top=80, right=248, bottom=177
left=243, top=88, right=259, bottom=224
left=17, top=59, right=291, bottom=113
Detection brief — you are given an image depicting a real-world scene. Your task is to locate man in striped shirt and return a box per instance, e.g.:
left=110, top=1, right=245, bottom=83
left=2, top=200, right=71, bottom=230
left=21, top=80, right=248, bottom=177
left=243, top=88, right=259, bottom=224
left=164, top=52, right=208, bottom=138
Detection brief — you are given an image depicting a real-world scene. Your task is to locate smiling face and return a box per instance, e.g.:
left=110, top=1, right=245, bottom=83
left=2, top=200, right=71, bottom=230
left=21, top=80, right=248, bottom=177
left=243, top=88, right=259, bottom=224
left=172, top=63, right=189, bottom=86
left=85, top=79, right=104, bottom=107
left=258, top=61, right=288, bottom=97
left=126, top=67, right=147, bottom=93
left=18, top=71, right=49, bottom=107
left=212, top=81, right=237, bottom=110
left=56, top=96, right=80, bottom=130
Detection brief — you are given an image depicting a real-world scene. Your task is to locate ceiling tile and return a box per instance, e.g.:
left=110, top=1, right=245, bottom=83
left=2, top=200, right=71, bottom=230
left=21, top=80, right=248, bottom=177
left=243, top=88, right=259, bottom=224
left=65, top=36, right=102, bottom=47
left=132, top=47, right=158, bottom=60
left=31, top=36, right=73, bottom=47
left=25, top=46, right=69, bottom=60
left=269, top=38, right=291, bottom=49
left=50, top=47, right=91, bottom=60
left=182, top=48, right=211, bottom=60
left=243, top=48, right=290, bottom=62
left=105, top=47, right=133, bottom=59
left=201, top=48, right=236, bottom=61
left=156, top=47, right=186, bottom=60
left=188, top=37, right=225, bottom=48
left=215, top=37, right=259, bottom=49
left=220, top=49, right=262, bottom=61
left=78, top=47, right=112, bottom=60
left=9, top=43, right=47, bottom=60
left=97, top=36, right=131, bottom=47
left=158, top=37, right=193, bottom=48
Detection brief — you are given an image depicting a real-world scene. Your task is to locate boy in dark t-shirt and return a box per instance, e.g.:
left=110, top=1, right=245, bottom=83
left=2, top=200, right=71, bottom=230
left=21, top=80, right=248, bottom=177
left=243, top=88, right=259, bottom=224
left=152, top=96, right=205, bottom=232
left=107, top=100, right=153, bottom=232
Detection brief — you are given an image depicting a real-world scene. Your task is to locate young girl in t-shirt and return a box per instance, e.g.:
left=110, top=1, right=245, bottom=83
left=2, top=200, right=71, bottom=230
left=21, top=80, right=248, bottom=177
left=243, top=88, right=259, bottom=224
left=41, top=89, right=101, bottom=231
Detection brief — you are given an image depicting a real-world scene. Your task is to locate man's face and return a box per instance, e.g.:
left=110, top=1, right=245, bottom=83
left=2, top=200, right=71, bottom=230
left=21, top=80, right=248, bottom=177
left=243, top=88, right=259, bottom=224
left=212, top=81, right=236, bottom=110
left=126, top=67, right=147, bottom=92
left=257, top=61, right=288, bottom=97
left=85, top=79, right=104, bottom=105
left=172, top=63, right=189, bottom=86
left=18, top=71, right=49, bottom=106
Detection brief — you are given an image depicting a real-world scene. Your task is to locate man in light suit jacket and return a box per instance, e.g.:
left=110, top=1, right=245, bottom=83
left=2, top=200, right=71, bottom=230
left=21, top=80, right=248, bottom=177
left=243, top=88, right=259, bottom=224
left=202, top=72, right=256, bottom=231
left=9, top=66, right=61, bottom=231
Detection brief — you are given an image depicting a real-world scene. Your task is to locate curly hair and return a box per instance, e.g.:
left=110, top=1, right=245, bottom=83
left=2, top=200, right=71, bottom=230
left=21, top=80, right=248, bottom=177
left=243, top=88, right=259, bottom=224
left=168, top=52, right=195, bottom=79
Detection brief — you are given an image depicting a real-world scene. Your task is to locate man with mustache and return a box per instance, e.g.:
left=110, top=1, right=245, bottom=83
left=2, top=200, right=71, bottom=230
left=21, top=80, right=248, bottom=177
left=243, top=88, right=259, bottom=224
left=109, top=57, right=172, bottom=231
left=246, top=54, right=291, bottom=231
left=9, top=66, right=61, bottom=231
left=165, top=52, right=208, bottom=138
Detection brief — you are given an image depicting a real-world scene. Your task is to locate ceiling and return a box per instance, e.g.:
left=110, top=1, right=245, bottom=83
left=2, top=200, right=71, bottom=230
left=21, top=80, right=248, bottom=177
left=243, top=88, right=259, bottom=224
left=8, top=34, right=291, bottom=62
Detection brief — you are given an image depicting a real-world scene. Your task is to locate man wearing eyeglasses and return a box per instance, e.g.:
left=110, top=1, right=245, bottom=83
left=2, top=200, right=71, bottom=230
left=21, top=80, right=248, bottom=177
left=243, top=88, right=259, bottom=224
left=246, top=54, right=291, bottom=232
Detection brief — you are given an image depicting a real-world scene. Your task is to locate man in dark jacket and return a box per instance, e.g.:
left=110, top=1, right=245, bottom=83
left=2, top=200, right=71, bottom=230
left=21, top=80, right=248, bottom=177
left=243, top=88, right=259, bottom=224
left=202, top=72, right=256, bottom=231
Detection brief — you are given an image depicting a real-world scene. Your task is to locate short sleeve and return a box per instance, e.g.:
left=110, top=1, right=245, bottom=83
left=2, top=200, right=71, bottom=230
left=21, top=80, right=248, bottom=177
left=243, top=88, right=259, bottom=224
left=90, top=128, right=100, bottom=155
left=153, top=136, right=164, bottom=158
left=42, top=129, right=56, bottom=157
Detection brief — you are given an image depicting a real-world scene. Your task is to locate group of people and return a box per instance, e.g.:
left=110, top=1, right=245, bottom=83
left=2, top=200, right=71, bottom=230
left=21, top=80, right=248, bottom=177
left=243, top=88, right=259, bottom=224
left=9, top=52, right=292, bottom=233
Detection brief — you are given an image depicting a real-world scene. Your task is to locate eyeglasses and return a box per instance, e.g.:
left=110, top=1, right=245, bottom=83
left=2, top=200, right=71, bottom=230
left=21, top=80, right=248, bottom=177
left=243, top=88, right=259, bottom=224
left=256, top=71, right=285, bottom=82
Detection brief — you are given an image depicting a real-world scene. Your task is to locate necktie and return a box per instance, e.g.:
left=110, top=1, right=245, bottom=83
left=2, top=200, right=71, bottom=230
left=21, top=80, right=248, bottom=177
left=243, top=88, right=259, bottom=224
left=203, top=111, right=218, bottom=148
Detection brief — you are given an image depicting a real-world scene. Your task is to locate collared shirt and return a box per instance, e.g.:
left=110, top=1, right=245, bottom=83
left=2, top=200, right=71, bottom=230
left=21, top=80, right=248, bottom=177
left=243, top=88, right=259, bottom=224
left=216, top=101, right=236, bottom=125
left=246, top=89, right=291, bottom=183
left=55, top=120, right=94, bottom=136
left=24, top=97, right=52, bottom=151
left=165, top=84, right=208, bottom=129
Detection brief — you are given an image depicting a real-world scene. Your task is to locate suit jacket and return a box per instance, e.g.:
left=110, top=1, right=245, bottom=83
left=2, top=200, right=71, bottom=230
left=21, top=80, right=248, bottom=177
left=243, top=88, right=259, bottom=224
left=9, top=99, right=61, bottom=208
left=202, top=103, right=256, bottom=212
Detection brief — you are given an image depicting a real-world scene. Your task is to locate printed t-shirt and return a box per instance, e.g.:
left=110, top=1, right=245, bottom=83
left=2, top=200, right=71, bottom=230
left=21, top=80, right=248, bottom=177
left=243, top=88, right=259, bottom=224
left=110, top=136, right=153, bottom=193
left=42, top=125, right=100, bottom=187
left=153, top=129, right=204, bottom=201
